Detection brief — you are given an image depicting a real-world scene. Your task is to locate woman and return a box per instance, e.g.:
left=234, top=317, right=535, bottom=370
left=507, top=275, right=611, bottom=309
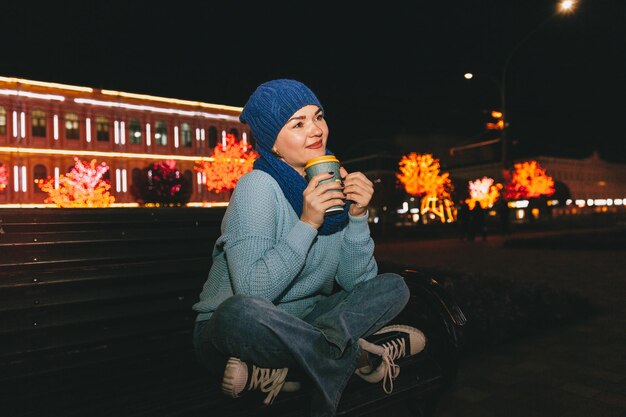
left=192, top=79, right=425, bottom=417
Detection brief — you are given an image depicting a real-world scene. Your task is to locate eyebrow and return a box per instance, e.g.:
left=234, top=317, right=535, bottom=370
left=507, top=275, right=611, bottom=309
left=286, top=107, right=323, bottom=124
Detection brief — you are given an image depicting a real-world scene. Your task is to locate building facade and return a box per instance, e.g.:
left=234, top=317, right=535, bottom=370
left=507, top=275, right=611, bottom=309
left=450, top=152, right=626, bottom=201
left=0, top=76, right=250, bottom=207
left=344, top=152, right=626, bottom=222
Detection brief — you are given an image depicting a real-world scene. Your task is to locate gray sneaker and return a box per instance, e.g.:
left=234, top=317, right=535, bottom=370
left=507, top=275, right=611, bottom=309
left=221, top=357, right=300, bottom=405
left=355, top=324, right=426, bottom=394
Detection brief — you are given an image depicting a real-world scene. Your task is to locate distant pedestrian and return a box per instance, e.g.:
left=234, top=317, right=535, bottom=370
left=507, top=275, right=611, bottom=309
left=497, top=198, right=510, bottom=235
left=456, top=201, right=470, bottom=240
left=469, top=205, right=487, bottom=241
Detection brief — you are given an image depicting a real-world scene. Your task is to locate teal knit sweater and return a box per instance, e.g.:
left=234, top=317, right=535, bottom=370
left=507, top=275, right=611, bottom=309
left=192, top=169, right=378, bottom=321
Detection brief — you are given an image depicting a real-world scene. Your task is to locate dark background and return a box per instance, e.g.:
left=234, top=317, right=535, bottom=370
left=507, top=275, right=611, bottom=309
left=2, top=0, right=624, bottom=164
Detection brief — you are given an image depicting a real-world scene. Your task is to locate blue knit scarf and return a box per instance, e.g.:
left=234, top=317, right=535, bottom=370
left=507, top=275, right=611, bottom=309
left=253, top=149, right=349, bottom=235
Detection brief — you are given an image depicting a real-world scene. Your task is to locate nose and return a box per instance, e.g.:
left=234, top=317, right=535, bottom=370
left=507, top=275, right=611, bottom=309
left=309, top=120, right=323, bottom=137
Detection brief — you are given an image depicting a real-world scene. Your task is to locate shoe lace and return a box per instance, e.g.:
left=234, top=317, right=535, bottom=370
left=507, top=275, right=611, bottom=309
left=248, top=365, right=288, bottom=405
left=379, top=338, right=405, bottom=394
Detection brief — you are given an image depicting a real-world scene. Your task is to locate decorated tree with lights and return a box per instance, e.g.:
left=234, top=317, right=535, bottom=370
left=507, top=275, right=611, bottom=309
left=466, top=177, right=502, bottom=210
left=131, top=159, right=192, bottom=205
left=37, top=158, right=115, bottom=207
left=504, top=160, right=555, bottom=200
left=397, top=152, right=455, bottom=223
left=0, top=163, right=8, bottom=191
left=194, top=133, right=258, bottom=194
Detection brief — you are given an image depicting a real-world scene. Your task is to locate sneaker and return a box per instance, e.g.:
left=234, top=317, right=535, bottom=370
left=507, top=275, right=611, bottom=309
left=221, top=357, right=299, bottom=405
left=355, top=324, right=426, bottom=394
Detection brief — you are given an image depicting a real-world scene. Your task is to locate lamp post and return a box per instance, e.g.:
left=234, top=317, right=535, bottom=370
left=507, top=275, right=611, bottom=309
left=464, top=0, right=577, bottom=177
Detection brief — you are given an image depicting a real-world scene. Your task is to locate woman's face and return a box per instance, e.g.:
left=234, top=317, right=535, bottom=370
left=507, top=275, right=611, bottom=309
left=273, top=105, right=328, bottom=175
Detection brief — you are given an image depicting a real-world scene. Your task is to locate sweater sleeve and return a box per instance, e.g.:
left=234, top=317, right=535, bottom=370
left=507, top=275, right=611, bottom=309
left=221, top=171, right=318, bottom=301
left=335, top=212, right=378, bottom=291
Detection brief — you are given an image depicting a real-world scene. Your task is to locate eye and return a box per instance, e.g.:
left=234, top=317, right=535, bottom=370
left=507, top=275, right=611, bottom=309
left=316, top=113, right=324, bottom=121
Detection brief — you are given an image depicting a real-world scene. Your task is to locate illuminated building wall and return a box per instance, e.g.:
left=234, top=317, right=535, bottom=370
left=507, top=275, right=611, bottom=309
left=449, top=153, right=626, bottom=201
left=534, top=152, right=626, bottom=200
left=0, top=76, right=250, bottom=206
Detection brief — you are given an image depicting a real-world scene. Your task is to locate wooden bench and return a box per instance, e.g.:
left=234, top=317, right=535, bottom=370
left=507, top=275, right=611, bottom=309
left=0, top=208, right=466, bottom=417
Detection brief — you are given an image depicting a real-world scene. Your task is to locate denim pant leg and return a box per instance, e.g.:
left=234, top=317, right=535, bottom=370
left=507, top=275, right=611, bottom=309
left=302, top=272, right=410, bottom=414
left=193, top=273, right=409, bottom=417
left=194, top=294, right=362, bottom=417
left=304, top=273, right=410, bottom=350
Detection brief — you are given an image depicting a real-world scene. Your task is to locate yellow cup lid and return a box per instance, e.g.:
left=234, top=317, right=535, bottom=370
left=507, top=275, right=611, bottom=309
left=304, top=155, right=340, bottom=170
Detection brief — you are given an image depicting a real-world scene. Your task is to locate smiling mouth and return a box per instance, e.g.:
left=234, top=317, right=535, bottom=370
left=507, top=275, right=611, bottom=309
left=307, top=141, right=323, bottom=149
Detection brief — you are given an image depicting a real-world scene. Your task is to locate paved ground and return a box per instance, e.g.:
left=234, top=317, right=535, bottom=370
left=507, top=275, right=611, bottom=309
left=365, top=225, right=626, bottom=417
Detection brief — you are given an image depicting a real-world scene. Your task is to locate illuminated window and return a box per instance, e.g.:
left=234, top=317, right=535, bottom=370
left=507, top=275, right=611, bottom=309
left=181, top=123, right=192, bottom=147
left=96, top=116, right=110, bottom=141
left=0, top=107, right=6, bottom=135
left=31, top=109, right=47, bottom=137
left=208, top=126, right=218, bottom=148
left=65, top=113, right=79, bottom=139
left=155, top=121, right=167, bottom=146
left=129, top=118, right=142, bottom=144
left=33, top=164, right=47, bottom=193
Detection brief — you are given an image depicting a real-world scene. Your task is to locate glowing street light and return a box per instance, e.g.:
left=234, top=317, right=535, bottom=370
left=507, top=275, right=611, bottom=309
left=559, top=0, right=576, bottom=12
left=463, top=0, right=577, bottom=176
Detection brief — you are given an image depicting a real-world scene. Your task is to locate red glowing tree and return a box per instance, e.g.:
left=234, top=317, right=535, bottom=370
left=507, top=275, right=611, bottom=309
left=37, top=158, right=115, bottom=207
left=0, top=163, right=7, bottom=191
left=130, top=160, right=192, bottom=205
left=504, top=160, right=555, bottom=200
left=194, top=133, right=258, bottom=194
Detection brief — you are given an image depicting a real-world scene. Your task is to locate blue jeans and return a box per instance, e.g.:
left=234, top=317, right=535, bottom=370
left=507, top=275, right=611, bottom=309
left=193, top=273, right=410, bottom=417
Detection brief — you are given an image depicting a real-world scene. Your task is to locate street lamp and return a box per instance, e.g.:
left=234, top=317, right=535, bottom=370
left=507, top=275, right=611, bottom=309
left=464, top=0, right=577, bottom=176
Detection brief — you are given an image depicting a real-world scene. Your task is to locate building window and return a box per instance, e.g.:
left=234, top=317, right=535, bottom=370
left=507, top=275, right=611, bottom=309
left=155, top=121, right=167, bottom=146
left=229, top=128, right=239, bottom=139
left=65, top=113, right=79, bottom=139
left=31, top=110, right=47, bottom=137
left=0, top=106, right=6, bottom=135
left=129, top=118, right=142, bottom=144
left=181, top=123, right=192, bottom=147
left=208, top=126, right=218, bottom=148
left=33, top=164, right=47, bottom=193
left=96, top=116, right=109, bottom=141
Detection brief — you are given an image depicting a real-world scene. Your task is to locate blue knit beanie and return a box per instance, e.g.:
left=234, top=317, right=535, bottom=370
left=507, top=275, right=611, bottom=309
left=240, top=79, right=323, bottom=151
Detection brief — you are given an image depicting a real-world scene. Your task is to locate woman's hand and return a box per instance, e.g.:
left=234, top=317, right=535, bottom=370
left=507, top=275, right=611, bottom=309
left=301, top=172, right=346, bottom=229
left=340, top=166, right=373, bottom=217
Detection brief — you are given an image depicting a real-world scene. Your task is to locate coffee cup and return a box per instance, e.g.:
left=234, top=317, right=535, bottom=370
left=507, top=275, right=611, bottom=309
left=304, top=155, right=344, bottom=215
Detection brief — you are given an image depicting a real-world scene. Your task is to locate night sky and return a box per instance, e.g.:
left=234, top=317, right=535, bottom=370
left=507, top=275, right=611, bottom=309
left=2, top=0, right=625, bottom=164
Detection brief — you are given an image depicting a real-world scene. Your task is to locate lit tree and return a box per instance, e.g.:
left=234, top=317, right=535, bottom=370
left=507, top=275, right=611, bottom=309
left=466, top=177, right=502, bottom=210
left=397, top=153, right=452, bottom=198
left=0, top=163, right=7, bottom=191
left=194, top=133, right=258, bottom=194
left=504, top=160, right=555, bottom=200
left=130, top=159, right=192, bottom=205
left=397, top=152, right=455, bottom=222
left=37, top=158, right=115, bottom=207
